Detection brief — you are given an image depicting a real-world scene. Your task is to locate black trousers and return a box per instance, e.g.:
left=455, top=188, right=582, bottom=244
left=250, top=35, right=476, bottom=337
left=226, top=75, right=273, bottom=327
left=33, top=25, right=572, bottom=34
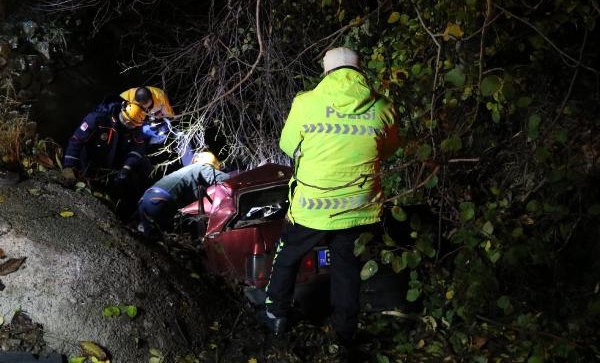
left=265, top=221, right=376, bottom=340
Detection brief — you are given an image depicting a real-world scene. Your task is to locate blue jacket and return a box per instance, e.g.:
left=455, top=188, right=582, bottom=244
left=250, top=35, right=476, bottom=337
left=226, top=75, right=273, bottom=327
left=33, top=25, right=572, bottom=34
left=63, top=99, right=146, bottom=174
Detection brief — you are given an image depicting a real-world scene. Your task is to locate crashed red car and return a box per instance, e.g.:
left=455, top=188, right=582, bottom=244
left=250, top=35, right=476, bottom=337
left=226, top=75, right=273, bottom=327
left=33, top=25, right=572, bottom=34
left=177, top=163, right=331, bottom=302
left=177, top=163, right=406, bottom=311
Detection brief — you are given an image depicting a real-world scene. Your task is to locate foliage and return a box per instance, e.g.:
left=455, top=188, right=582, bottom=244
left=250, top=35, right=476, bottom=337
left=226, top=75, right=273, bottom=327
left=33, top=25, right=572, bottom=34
left=27, top=0, right=600, bottom=360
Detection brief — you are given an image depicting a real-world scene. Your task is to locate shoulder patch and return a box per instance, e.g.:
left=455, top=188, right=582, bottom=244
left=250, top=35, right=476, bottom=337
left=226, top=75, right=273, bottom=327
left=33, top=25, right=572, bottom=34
left=80, top=122, right=89, bottom=131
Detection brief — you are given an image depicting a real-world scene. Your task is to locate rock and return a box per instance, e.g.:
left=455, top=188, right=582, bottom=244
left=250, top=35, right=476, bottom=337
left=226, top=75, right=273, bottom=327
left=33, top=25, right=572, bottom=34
left=0, top=172, right=223, bottom=362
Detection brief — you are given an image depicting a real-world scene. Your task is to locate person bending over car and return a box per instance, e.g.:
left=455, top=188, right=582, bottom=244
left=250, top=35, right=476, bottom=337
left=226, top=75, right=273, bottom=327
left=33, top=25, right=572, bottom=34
left=121, top=86, right=194, bottom=166
left=261, top=47, right=402, bottom=349
left=61, top=97, right=152, bottom=221
left=137, top=151, right=229, bottom=240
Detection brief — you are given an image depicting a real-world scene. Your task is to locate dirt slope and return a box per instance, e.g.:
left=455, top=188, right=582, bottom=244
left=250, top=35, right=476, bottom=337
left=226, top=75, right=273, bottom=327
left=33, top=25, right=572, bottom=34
left=0, top=171, right=245, bottom=362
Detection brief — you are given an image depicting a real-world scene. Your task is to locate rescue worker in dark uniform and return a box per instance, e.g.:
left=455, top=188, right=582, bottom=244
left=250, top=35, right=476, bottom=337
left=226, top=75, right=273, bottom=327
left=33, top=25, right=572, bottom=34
left=137, top=151, right=229, bottom=240
left=260, top=47, right=402, bottom=348
left=61, top=97, right=152, bottom=220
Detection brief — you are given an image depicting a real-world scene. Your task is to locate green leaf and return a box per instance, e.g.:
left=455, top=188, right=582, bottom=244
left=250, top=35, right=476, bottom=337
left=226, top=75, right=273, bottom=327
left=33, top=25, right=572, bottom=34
left=511, top=227, right=523, bottom=238
left=382, top=233, right=397, bottom=247
left=411, top=64, right=422, bottom=75
left=391, top=206, right=407, bottom=222
left=68, top=357, right=86, bottom=363
left=416, top=237, right=436, bottom=258
left=528, top=114, right=541, bottom=140
left=526, top=200, right=540, bottom=212
left=480, top=75, right=501, bottom=96
left=527, top=356, right=544, bottom=363
left=516, top=96, right=532, bottom=107
left=416, top=143, right=432, bottom=161
left=353, top=243, right=366, bottom=257
left=440, top=135, right=463, bottom=152
left=399, top=14, right=410, bottom=25
left=356, top=232, right=374, bottom=246
left=380, top=250, right=394, bottom=265
left=124, top=305, right=138, bottom=318
left=552, top=128, right=568, bottom=143
left=488, top=250, right=501, bottom=264
left=444, top=67, right=466, bottom=87
left=392, top=255, right=407, bottom=273
left=406, top=250, right=422, bottom=268
left=459, top=202, right=476, bottom=222
left=406, top=288, right=421, bottom=302
left=497, top=295, right=514, bottom=314
left=491, top=110, right=501, bottom=123
left=102, top=305, right=121, bottom=317
left=425, top=174, right=438, bottom=188
left=353, top=232, right=373, bottom=257
left=482, top=221, right=494, bottom=235
left=360, top=260, right=379, bottom=280
left=534, top=146, right=550, bottom=163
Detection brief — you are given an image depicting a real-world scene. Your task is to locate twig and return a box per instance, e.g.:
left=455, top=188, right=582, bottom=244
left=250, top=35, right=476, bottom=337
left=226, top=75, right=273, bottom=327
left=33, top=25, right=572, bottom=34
left=475, top=314, right=581, bottom=345
left=177, top=0, right=264, bottom=117
left=448, top=158, right=480, bottom=163
left=495, top=4, right=599, bottom=74
left=548, top=29, right=588, bottom=129
left=412, top=2, right=441, bottom=158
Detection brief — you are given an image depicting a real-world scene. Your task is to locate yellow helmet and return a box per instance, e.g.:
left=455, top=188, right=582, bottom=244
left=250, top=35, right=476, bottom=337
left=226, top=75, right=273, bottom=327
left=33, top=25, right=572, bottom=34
left=119, top=101, right=146, bottom=128
left=192, top=151, right=221, bottom=170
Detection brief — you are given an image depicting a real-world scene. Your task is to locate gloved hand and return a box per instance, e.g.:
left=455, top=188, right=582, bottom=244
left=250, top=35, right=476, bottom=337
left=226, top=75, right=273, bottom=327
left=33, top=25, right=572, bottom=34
left=60, top=167, right=78, bottom=188
left=113, top=166, right=131, bottom=186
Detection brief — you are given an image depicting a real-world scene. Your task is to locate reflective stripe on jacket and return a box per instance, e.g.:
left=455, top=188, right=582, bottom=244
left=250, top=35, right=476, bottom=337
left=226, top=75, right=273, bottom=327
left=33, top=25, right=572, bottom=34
left=279, top=68, right=400, bottom=230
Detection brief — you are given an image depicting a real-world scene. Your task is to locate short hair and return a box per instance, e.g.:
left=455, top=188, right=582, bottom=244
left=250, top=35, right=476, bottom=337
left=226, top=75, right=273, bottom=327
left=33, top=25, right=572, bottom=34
left=134, top=87, right=152, bottom=104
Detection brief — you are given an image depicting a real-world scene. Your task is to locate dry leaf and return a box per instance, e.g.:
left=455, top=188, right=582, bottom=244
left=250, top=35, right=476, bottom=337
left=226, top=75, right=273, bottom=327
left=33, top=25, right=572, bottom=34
left=443, top=23, right=464, bottom=41
left=0, top=257, right=26, bottom=276
left=34, top=153, right=55, bottom=168
left=59, top=210, right=74, bottom=218
left=472, top=336, right=487, bottom=348
left=80, top=341, right=108, bottom=360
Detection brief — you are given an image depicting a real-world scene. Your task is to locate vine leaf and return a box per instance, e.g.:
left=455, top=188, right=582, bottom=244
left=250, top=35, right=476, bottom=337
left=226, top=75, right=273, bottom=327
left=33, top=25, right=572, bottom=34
left=444, top=67, right=466, bottom=88
left=391, top=206, right=407, bottom=222
left=360, top=259, right=378, bottom=280
left=459, top=202, right=475, bottom=222
left=480, top=75, right=501, bottom=96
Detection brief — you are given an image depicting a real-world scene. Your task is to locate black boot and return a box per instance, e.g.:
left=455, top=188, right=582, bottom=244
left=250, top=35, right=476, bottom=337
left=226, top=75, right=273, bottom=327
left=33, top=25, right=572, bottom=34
left=257, top=310, right=288, bottom=336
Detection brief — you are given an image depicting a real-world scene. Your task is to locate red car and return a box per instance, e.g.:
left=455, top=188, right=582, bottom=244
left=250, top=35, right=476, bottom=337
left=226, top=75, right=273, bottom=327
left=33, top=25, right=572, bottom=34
left=178, top=163, right=407, bottom=312
left=178, top=163, right=331, bottom=303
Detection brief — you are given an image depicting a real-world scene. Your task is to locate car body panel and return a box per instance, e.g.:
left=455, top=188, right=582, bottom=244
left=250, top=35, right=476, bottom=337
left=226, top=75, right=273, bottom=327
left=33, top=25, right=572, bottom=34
left=179, top=163, right=321, bottom=288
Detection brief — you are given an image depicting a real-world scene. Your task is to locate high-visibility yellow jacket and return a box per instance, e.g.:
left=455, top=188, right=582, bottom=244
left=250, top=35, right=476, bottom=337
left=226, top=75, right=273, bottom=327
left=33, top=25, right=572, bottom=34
left=120, top=86, right=175, bottom=118
left=280, top=68, right=400, bottom=230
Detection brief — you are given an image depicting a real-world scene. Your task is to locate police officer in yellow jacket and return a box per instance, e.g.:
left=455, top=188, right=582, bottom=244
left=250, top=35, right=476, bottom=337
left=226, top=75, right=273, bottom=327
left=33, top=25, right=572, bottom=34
left=261, top=47, right=401, bottom=346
